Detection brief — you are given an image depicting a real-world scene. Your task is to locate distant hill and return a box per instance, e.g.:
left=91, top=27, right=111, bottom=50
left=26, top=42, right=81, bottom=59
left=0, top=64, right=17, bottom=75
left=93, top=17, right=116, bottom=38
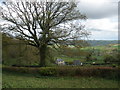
left=87, top=40, right=118, bottom=46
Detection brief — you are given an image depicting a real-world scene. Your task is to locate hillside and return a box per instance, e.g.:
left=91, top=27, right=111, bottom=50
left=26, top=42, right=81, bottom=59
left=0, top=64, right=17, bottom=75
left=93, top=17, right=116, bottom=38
left=87, top=40, right=118, bottom=46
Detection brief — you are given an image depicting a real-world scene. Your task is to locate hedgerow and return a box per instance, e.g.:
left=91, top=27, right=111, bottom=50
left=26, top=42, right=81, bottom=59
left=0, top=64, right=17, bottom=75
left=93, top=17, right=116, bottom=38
left=2, top=66, right=120, bottom=78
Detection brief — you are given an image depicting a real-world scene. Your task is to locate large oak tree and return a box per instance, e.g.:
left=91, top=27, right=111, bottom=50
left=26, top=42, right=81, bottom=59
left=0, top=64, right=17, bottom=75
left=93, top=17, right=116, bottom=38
left=0, top=1, right=89, bottom=67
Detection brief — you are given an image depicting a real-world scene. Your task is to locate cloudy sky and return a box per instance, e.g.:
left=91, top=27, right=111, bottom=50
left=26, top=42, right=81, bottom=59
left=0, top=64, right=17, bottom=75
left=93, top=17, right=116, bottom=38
left=77, top=0, right=119, bottom=40
left=0, top=0, right=119, bottom=40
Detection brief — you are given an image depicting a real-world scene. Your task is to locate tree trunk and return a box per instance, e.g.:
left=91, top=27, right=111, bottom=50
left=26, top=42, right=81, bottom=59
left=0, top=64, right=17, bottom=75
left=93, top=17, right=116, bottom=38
left=39, top=44, right=47, bottom=67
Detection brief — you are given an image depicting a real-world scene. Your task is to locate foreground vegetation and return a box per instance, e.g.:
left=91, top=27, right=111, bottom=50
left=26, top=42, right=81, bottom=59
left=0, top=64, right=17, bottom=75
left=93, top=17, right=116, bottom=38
left=2, top=33, right=120, bottom=88
left=3, top=70, right=119, bottom=88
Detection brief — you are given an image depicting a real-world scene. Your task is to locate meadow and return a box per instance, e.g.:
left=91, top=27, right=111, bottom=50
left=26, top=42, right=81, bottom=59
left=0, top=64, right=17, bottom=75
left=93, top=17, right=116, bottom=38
left=57, top=44, right=120, bottom=65
left=2, top=70, right=119, bottom=88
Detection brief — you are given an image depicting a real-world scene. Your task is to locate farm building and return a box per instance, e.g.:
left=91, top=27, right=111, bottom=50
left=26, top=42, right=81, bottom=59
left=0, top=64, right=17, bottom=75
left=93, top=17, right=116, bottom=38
left=73, top=60, right=82, bottom=65
left=56, top=59, right=65, bottom=65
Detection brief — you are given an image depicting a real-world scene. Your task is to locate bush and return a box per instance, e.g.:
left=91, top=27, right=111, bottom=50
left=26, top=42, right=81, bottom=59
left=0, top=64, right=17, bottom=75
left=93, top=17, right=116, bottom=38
left=103, top=54, right=119, bottom=64
left=104, top=55, right=113, bottom=64
left=38, top=67, right=57, bottom=76
left=112, top=64, right=117, bottom=67
left=2, top=66, right=120, bottom=79
left=67, top=62, right=73, bottom=65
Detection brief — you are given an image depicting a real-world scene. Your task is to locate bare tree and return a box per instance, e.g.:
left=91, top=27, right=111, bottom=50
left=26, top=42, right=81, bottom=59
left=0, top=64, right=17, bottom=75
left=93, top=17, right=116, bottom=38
left=0, top=1, right=89, bottom=67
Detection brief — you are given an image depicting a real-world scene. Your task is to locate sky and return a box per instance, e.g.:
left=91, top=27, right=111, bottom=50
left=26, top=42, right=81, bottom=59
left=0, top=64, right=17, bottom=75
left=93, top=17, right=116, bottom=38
left=77, top=0, right=119, bottom=40
left=0, top=0, right=119, bottom=40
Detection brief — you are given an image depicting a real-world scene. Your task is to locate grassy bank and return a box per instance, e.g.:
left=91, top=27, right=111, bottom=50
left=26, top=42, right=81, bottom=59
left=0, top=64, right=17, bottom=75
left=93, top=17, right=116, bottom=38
left=2, top=71, right=119, bottom=88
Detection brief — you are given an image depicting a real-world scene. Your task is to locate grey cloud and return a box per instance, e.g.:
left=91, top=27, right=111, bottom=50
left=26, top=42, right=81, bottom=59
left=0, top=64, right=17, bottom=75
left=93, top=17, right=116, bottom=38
left=88, top=28, right=118, bottom=32
left=77, top=1, right=118, bottom=19
left=88, top=28, right=103, bottom=31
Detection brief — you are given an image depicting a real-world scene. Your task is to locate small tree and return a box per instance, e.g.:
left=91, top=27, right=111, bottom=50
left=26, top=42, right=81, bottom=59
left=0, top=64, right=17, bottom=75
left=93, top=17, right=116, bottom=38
left=0, top=1, right=89, bottom=67
left=103, top=52, right=120, bottom=64
left=85, top=48, right=95, bottom=61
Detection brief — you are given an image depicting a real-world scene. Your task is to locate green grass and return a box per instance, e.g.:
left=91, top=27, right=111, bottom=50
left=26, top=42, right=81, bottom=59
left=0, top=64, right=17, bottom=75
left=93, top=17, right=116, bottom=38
left=56, top=44, right=119, bottom=63
left=81, top=46, right=106, bottom=51
left=81, top=44, right=120, bottom=51
left=56, top=56, right=105, bottom=64
left=111, top=44, right=120, bottom=49
left=2, top=71, right=119, bottom=88
left=56, top=56, right=85, bottom=62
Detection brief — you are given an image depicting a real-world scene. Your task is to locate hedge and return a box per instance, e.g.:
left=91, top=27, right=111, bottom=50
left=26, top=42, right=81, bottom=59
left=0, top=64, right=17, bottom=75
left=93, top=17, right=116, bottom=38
left=2, top=66, right=120, bottom=78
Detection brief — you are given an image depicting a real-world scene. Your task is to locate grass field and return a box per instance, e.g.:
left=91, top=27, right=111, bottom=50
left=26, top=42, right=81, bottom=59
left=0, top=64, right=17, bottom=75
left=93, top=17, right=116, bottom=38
left=56, top=56, right=85, bottom=62
left=2, top=71, right=119, bottom=88
left=81, top=44, right=120, bottom=50
left=57, top=56, right=105, bottom=63
left=56, top=44, right=120, bottom=64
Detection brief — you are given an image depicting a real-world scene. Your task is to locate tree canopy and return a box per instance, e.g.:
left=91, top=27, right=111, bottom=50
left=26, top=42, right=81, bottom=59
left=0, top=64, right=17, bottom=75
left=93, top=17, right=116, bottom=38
left=0, top=1, right=89, bottom=66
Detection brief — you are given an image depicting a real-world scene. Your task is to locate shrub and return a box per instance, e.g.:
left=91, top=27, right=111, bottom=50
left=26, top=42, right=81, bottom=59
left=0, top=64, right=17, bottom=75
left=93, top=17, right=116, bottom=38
left=67, top=62, right=73, bottom=65
left=57, top=67, right=76, bottom=76
left=112, top=64, right=117, bottom=67
left=2, top=66, right=120, bottom=78
left=38, top=67, right=57, bottom=76
left=103, top=54, right=119, bottom=64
